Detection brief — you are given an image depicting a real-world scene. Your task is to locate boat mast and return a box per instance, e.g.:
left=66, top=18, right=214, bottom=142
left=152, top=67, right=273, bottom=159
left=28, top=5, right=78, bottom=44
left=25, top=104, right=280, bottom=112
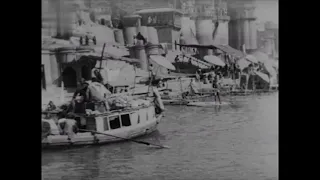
left=99, top=43, right=106, bottom=73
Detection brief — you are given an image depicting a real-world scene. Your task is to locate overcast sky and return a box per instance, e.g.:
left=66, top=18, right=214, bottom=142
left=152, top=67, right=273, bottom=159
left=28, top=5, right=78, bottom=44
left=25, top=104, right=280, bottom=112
left=255, top=0, right=278, bottom=24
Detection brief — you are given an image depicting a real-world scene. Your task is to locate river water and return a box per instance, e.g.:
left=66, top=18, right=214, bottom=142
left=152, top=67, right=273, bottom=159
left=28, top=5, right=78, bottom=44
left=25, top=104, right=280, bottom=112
left=42, top=93, right=278, bottom=180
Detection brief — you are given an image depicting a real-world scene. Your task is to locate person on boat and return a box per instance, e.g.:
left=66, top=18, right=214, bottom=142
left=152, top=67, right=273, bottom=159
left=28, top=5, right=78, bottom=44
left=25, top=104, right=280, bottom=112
left=45, top=101, right=56, bottom=111
left=174, top=55, right=179, bottom=63
left=212, top=72, right=222, bottom=104
left=58, top=113, right=78, bottom=139
left=72, top=81, right=90, bottom=102
left=92, top=69, right=104, bottom=84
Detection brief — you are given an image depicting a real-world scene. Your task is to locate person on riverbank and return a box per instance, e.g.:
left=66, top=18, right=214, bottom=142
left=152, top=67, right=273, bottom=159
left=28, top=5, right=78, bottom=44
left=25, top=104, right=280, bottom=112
left=189, top=78, right=199, bottom=96
left=212, top=72, right=222, bottom=104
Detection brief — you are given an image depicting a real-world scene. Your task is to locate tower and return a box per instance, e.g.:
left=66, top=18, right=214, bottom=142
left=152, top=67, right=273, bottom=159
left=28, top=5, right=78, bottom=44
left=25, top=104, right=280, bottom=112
left=228, top=0, right=257, bottom=53
left=189, top=0, right=230, bottom=58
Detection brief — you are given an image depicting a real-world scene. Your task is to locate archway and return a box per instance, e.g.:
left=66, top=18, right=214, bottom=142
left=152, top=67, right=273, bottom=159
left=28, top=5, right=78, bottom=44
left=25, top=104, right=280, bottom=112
left=62, top=67, right=77, bottom=88
left=81, top=65, right=91, bottom=81
left=100, top=18, right=106, bottom=25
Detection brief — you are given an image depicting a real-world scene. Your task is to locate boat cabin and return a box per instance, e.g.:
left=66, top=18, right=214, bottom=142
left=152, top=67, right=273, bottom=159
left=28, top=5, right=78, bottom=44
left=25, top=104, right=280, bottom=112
left=92, top=105, right=156, bottom=132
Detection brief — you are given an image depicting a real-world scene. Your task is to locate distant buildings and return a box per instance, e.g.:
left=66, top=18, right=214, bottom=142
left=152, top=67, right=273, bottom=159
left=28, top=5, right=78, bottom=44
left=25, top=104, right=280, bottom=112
left=257, top=21, right=278, bottom=59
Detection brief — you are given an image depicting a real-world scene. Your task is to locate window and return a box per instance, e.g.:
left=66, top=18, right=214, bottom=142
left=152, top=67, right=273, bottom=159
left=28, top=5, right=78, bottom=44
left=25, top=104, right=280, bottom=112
left=103, top=117, right=109, bottom=130
left=121, top=114, right=131, bottom=127
left=41, top=64, right=46, bottom=90
left=109, top=116, right=121, bottom=129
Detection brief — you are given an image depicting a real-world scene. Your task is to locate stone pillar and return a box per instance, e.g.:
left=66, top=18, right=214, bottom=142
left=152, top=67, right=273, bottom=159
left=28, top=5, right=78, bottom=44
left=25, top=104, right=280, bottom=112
left=133, top=44, right=148, bottom=70
left=147, top=26, right=159, bottom=45
left=195, top=19, right=213, bottom=46
left=249, top=21, right=257, bottom=50
left=243, top=20, right=250, bottom=49
left=75, top=66, right=82, bottom=87
left=237, top=20, right=243, bottom=49
left=41, top=50, right=53, bottom=86
left=114, top=29, right=125, bottom=45
left=124, top=27, right=137, bottom=45
left=50, top=52, right=60, bottom=86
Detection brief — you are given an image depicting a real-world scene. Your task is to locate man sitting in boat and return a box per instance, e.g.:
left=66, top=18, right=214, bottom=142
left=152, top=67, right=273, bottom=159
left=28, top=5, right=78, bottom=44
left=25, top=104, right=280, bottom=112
left=57, top=113, right=78, bottom=139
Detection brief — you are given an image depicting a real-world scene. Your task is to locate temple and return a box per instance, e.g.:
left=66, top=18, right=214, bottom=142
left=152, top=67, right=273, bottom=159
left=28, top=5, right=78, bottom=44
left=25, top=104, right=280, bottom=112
left=42, top=0, right=275, bottom=102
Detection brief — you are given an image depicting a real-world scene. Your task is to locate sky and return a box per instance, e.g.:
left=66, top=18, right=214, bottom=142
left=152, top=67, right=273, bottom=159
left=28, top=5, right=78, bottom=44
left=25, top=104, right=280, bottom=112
left=254, top=0, right=278, bottom=24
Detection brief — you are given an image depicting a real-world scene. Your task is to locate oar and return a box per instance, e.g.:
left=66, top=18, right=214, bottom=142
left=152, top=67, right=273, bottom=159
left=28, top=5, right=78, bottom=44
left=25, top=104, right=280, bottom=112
left=79, top=129, right=170, bottom=149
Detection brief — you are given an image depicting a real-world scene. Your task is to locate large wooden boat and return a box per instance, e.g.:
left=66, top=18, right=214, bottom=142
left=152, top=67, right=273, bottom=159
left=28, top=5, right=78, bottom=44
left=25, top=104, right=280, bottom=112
left=42, top=104, right=163, bottom=149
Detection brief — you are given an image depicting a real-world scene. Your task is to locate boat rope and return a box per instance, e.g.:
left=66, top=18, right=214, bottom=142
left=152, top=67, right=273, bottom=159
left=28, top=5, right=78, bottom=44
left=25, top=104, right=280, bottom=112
left=79, top=129, right=170, bottom=149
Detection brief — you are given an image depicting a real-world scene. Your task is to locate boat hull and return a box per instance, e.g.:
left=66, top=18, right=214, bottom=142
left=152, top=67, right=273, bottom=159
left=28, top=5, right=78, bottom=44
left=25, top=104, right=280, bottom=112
left=42, top=114, right=163, bottom=150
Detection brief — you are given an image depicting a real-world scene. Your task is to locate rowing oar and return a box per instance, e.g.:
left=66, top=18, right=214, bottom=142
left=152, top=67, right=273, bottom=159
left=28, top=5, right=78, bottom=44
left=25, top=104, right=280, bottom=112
left=79, top=129, right=170, bottom=149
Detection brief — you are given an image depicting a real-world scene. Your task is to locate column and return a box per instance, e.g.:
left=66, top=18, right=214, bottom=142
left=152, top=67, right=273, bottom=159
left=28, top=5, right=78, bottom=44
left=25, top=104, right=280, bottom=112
left=114, top=29, right=125, bottom=45
left=50, top=52, right=60, bottom=86
left=243, top=20, right=250, bottom=49
left=134, top=44, right=148, bottom=70
left=249, top=20, right=257, bottom=50
left=124, top=27, right=137, bottom=45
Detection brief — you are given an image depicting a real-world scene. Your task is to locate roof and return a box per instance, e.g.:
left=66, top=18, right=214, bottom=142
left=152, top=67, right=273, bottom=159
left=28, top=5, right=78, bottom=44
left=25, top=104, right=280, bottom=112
left=123, top=15, right=142, bottom=19
left=81, top=52, right=140, bottom=65
left=134, top=8, right=183, bottom=14
left=213, top=45, right=245, bottom=58
left=175, top=43, right=244, bottom=58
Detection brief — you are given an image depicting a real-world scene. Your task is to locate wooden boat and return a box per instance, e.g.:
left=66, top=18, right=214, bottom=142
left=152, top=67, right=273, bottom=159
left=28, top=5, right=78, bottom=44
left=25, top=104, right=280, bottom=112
left=42, top=104, right=163, bottom=149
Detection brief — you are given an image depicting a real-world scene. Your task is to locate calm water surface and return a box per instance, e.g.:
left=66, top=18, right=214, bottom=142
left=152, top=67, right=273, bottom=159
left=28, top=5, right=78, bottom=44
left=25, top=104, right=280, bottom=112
left=42, top=93, right=278, bottom=180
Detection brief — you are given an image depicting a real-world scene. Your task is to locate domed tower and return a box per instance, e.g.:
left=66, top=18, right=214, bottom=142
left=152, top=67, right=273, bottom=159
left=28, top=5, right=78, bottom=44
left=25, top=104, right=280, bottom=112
left=188, top=0, right=230, bottom=58
left=228, top=0, right=258, bottom=53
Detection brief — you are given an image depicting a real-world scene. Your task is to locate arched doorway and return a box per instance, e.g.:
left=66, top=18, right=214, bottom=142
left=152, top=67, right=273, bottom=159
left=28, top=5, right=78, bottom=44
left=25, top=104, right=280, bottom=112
left=81, top=65, right=91, bottom=81
left=62, top=67, right=77, bottom=88
left=100, top=18, right=106, bottom=25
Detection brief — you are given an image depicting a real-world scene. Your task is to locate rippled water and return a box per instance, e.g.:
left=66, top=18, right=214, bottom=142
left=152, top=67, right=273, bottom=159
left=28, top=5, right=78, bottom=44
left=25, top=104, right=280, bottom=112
left=42, top=93, right=278, bottom=180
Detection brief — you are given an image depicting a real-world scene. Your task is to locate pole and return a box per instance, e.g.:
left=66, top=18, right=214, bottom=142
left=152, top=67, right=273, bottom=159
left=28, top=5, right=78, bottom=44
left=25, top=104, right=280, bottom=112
left=99, top=43, right=106, bottom=73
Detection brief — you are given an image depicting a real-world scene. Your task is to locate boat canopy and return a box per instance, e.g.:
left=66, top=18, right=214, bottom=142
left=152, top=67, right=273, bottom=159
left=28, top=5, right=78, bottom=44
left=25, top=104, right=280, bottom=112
left=245, top=55, right=258, bottom=64
left=255, top=71, right=270, bottom=83
left=150, top=55, right=176, bottom=70
left=237, top=58, right=251, bottom=70
left=203, top=55, right=225, bottom=66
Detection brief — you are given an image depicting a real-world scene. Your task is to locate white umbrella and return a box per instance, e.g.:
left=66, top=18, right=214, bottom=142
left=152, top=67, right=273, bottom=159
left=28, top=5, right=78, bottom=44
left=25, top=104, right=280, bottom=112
left=237, top=58, right=251, bottom=70
left=263, top=61, right=277, bottom=77
left=203, top=55, right=225, bottom=66
left=252, top=51, right=269, bottom=63
left=255, top=71, right=270, bottom=83
left=166, top=50, right=182, bottom=62
left=245, top=55, right=258, bottom=64
left=150, top=55, right=176, bottom=70
left=271, top=59, right=279, bottom=69
left=105, top=46, right=129, bottom=57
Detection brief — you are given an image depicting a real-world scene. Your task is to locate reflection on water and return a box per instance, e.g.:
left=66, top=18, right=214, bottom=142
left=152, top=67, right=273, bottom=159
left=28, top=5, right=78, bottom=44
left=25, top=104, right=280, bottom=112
left=42, top=93, right=278, bottom=180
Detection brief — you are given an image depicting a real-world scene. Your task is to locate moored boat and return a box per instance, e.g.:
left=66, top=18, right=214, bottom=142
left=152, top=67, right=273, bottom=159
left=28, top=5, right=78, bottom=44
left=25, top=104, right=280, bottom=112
left=42, top=103, right=163, bottom=149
